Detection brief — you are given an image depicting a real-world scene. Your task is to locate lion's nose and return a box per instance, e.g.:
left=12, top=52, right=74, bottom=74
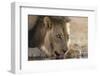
left=54, top=51, right=60, bottom=56
left=62, top=48, right=67, bottom=53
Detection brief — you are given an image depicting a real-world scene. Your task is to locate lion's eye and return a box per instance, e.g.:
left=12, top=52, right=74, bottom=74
left=56, top=33, right=63, bottom=39
left=56, top=34, right=59, bottom=38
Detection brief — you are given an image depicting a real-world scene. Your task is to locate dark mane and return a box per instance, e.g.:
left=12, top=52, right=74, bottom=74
left=28, top=16, right=46, bottom=47
left=49, top=16, right=70, bottom=24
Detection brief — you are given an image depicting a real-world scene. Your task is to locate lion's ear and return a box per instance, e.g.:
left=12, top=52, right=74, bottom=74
left=44, top=17, right=52, bottom=29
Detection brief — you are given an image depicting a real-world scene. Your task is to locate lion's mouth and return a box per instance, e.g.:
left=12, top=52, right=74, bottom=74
left=54, top=51, right=64, bottom=59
